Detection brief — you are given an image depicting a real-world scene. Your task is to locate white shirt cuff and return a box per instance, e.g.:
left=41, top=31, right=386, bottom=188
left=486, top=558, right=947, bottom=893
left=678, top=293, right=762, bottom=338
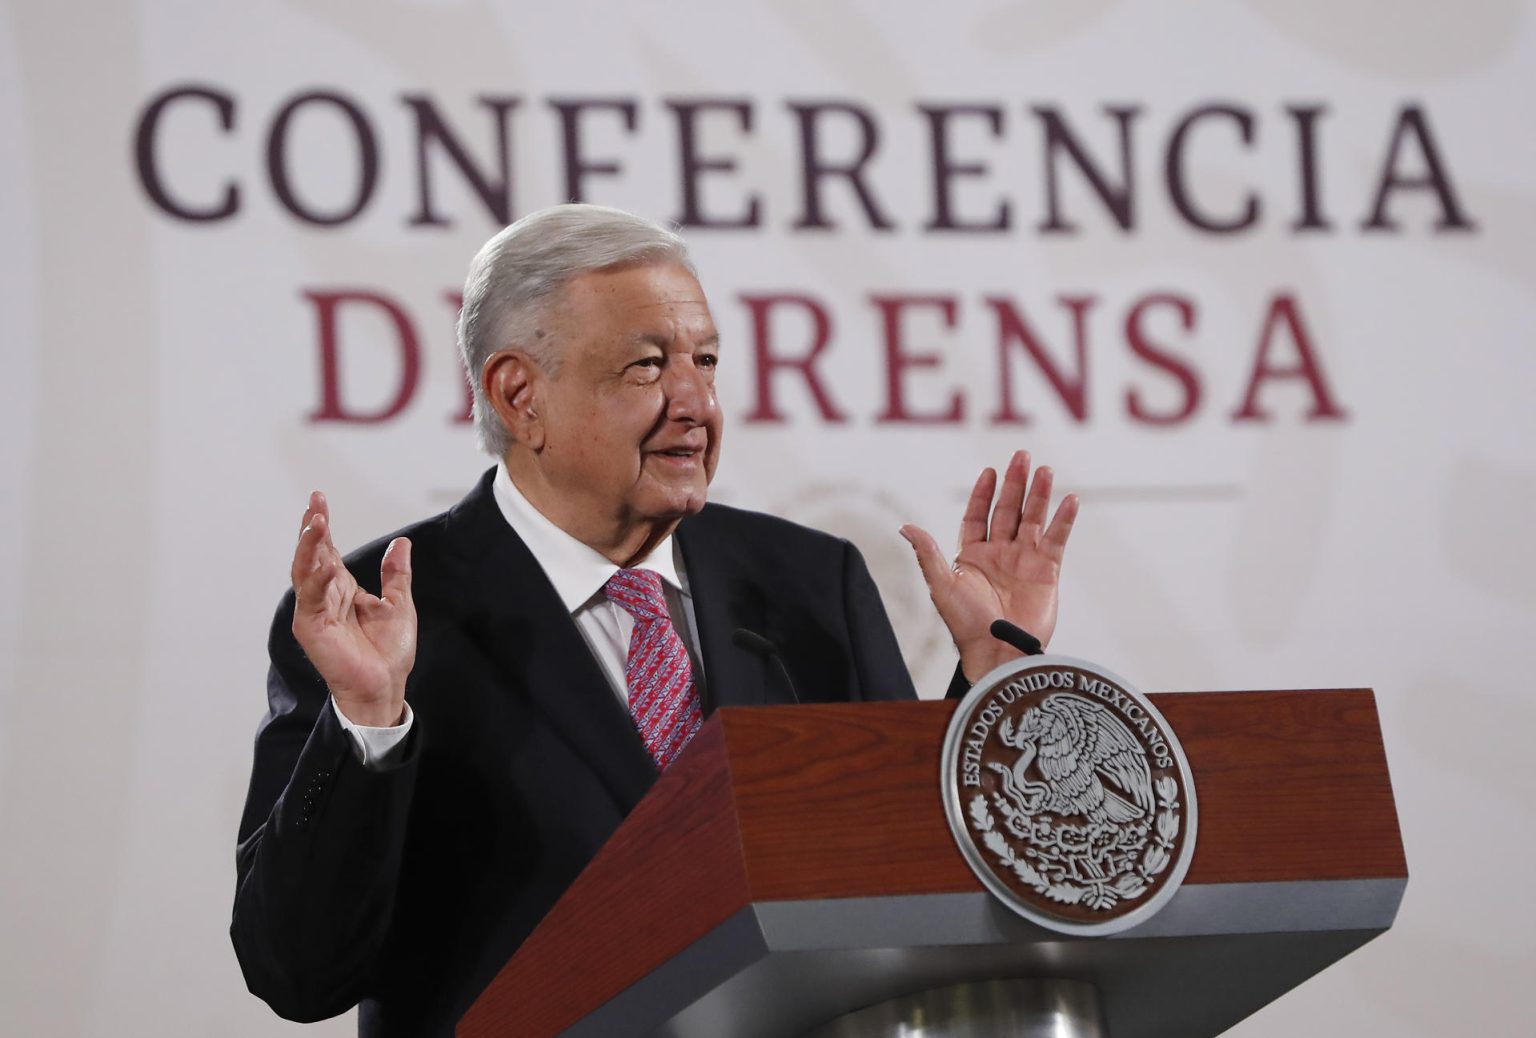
left=330, top=697, right=415, bottom=769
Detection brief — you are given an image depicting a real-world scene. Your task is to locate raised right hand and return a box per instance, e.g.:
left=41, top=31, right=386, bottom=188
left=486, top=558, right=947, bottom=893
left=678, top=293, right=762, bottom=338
left=290, top=491, right=416, bottom=727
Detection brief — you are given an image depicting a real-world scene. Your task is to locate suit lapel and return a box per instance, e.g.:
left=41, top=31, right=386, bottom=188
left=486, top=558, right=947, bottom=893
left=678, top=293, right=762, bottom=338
left=444, top=473, right=658, bottom=814
left=677, top=512, right=769, bottom=710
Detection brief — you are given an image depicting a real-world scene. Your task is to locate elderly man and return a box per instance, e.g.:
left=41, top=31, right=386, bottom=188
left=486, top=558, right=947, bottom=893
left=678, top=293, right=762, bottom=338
left=232, top=205, right=1077, bottom=1037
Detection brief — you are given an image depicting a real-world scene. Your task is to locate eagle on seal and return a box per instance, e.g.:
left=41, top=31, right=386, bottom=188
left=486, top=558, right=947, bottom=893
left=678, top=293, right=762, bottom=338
left=990, top=693, right=1155, bottom=825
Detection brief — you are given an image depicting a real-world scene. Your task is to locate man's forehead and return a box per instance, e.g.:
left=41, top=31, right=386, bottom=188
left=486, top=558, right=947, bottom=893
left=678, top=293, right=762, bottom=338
left=569, top=260, right=702, bottom=297
left=628, top=325, right=720, bottom=349
left=546, top=261, right=717, bottom=355
left=594, top=270, right=714, bottom=321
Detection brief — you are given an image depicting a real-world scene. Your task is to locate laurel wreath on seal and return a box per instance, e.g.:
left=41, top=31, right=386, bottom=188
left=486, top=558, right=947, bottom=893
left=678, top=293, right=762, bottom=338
left=968, top=775, right=1181, bottom=910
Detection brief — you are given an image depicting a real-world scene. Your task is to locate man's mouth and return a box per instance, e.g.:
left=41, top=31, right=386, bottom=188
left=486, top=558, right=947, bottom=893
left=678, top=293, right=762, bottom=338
left=647, top=445, right=708, bottom=473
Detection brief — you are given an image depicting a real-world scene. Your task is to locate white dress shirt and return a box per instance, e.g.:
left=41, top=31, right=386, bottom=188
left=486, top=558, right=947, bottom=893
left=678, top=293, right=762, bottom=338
left=332, top=464, right=705, bottom=767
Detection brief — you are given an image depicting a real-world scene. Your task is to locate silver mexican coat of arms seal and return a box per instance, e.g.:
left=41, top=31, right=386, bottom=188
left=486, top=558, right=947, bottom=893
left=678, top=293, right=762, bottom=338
left=941, top=655, right=1197, bottom=935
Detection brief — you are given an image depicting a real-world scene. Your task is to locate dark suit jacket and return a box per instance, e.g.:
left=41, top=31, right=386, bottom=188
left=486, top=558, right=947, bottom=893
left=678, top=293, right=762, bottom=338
left=232, top=470, right=935, bottom=1037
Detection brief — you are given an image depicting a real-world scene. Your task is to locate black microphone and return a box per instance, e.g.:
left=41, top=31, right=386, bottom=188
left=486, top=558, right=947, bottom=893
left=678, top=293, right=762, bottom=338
left=732, top=628, right=801, bottom=705
left=989, top=619, right=1044, bottom=658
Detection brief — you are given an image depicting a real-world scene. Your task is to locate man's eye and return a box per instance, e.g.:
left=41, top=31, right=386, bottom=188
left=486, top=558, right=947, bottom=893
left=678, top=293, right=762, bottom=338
left=698, top=353, right=719, bottom=369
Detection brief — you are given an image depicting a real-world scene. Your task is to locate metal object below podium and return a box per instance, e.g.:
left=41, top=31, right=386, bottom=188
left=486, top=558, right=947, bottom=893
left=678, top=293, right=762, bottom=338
left=801, top=979, right=1106, bottom=1038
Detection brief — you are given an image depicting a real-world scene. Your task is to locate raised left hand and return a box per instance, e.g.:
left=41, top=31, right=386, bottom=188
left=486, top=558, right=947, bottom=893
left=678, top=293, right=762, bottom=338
left=901, top=450, right=1079, bottom=683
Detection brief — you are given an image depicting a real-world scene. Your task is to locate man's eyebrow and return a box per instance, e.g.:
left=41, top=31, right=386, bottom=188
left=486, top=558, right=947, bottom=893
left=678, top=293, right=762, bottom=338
left=629, top=331, right=721, bottom=349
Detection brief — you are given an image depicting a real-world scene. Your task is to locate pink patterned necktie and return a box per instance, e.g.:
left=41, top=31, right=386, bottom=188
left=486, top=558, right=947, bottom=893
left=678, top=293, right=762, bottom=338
left=603, top=568, right=703, bottom=771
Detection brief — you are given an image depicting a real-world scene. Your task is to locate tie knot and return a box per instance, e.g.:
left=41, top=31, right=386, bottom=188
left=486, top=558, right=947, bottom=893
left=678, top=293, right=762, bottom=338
left=604, top=568, right=669, bottom=622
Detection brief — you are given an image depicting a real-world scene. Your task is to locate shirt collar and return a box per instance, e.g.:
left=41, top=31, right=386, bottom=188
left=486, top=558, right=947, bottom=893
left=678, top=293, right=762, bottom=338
left=491, top=462, right=685, bottom=613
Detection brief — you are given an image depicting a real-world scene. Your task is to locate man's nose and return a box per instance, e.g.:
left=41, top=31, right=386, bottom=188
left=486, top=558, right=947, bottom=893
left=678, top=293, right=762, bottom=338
left=664, top=359, right=716, bottom=423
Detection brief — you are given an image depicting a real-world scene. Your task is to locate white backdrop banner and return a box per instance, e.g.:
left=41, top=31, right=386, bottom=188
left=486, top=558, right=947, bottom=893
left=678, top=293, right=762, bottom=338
left=2, top=1, right=1532, bottom=1035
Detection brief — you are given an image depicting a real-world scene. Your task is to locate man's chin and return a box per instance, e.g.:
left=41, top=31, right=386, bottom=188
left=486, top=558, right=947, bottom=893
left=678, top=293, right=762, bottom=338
left=668, top=485, right=710, bottom=518
left=634, top=477, right=710, bottom=522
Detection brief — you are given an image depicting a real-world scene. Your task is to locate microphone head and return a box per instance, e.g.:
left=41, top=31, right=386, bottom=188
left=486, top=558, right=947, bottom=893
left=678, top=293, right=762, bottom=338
left=989, top=619, right=1044, bottom=657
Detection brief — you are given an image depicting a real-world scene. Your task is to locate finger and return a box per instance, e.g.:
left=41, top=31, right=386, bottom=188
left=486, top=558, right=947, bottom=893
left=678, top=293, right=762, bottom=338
left=989, top=450, right=1030, bottom=541
left=293, top=547, right=342, bottom=622
left=291, top=510, right=329, bottom=591
left=1042, top=493, right=1080, bottom=558
left=292, top=509, right=356, bottom=622
left=294, top=491, right=340, bottom=559
left=309, top=499, right=348, bottom=574
left=958, top=468, right=997, bottom=547
left=297, top=490, right=328, bottom=540
left=1021, top=464, right=1054, bottom=535
left=900, top=524, right=953, bottom=594
left=379, top=537, right=414, bottom=609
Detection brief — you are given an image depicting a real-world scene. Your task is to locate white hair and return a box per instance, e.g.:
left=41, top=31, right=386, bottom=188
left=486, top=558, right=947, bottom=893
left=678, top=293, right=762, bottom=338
left=457, top=203, right=695, bottom=456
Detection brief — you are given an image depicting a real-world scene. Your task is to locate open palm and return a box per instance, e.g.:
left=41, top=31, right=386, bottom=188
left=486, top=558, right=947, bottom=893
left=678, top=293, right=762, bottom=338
left=902, top=451, right=1078, bottom=682
left=290, top=492, right=416, bottom=728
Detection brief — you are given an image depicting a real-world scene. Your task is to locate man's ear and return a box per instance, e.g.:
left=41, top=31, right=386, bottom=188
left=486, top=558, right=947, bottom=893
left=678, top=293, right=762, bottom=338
left=483, top=349, right=546, bottom=450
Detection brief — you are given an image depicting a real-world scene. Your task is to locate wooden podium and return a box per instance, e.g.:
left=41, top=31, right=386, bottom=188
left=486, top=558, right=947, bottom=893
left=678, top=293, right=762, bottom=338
left=458, top=690, right=1405, bottom=1038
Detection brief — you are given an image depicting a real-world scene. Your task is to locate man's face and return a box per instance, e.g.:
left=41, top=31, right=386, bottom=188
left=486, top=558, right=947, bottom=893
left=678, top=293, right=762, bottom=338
left=530, top=261, right=722, bottom=540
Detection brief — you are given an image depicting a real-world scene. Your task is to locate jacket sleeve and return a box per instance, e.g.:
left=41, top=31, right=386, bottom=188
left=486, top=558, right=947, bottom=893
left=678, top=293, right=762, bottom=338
left=838, top=539, right=921, bottom=701
left=229, top=590, right=420, bottom=1022
left=838, top=538, right=972, bottom=702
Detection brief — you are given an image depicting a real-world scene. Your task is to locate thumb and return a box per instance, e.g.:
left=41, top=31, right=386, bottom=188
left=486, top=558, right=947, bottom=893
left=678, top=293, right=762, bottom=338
left=900, top=524, right=951, bottom=593
left=379, top=537, right=413, bottom=608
